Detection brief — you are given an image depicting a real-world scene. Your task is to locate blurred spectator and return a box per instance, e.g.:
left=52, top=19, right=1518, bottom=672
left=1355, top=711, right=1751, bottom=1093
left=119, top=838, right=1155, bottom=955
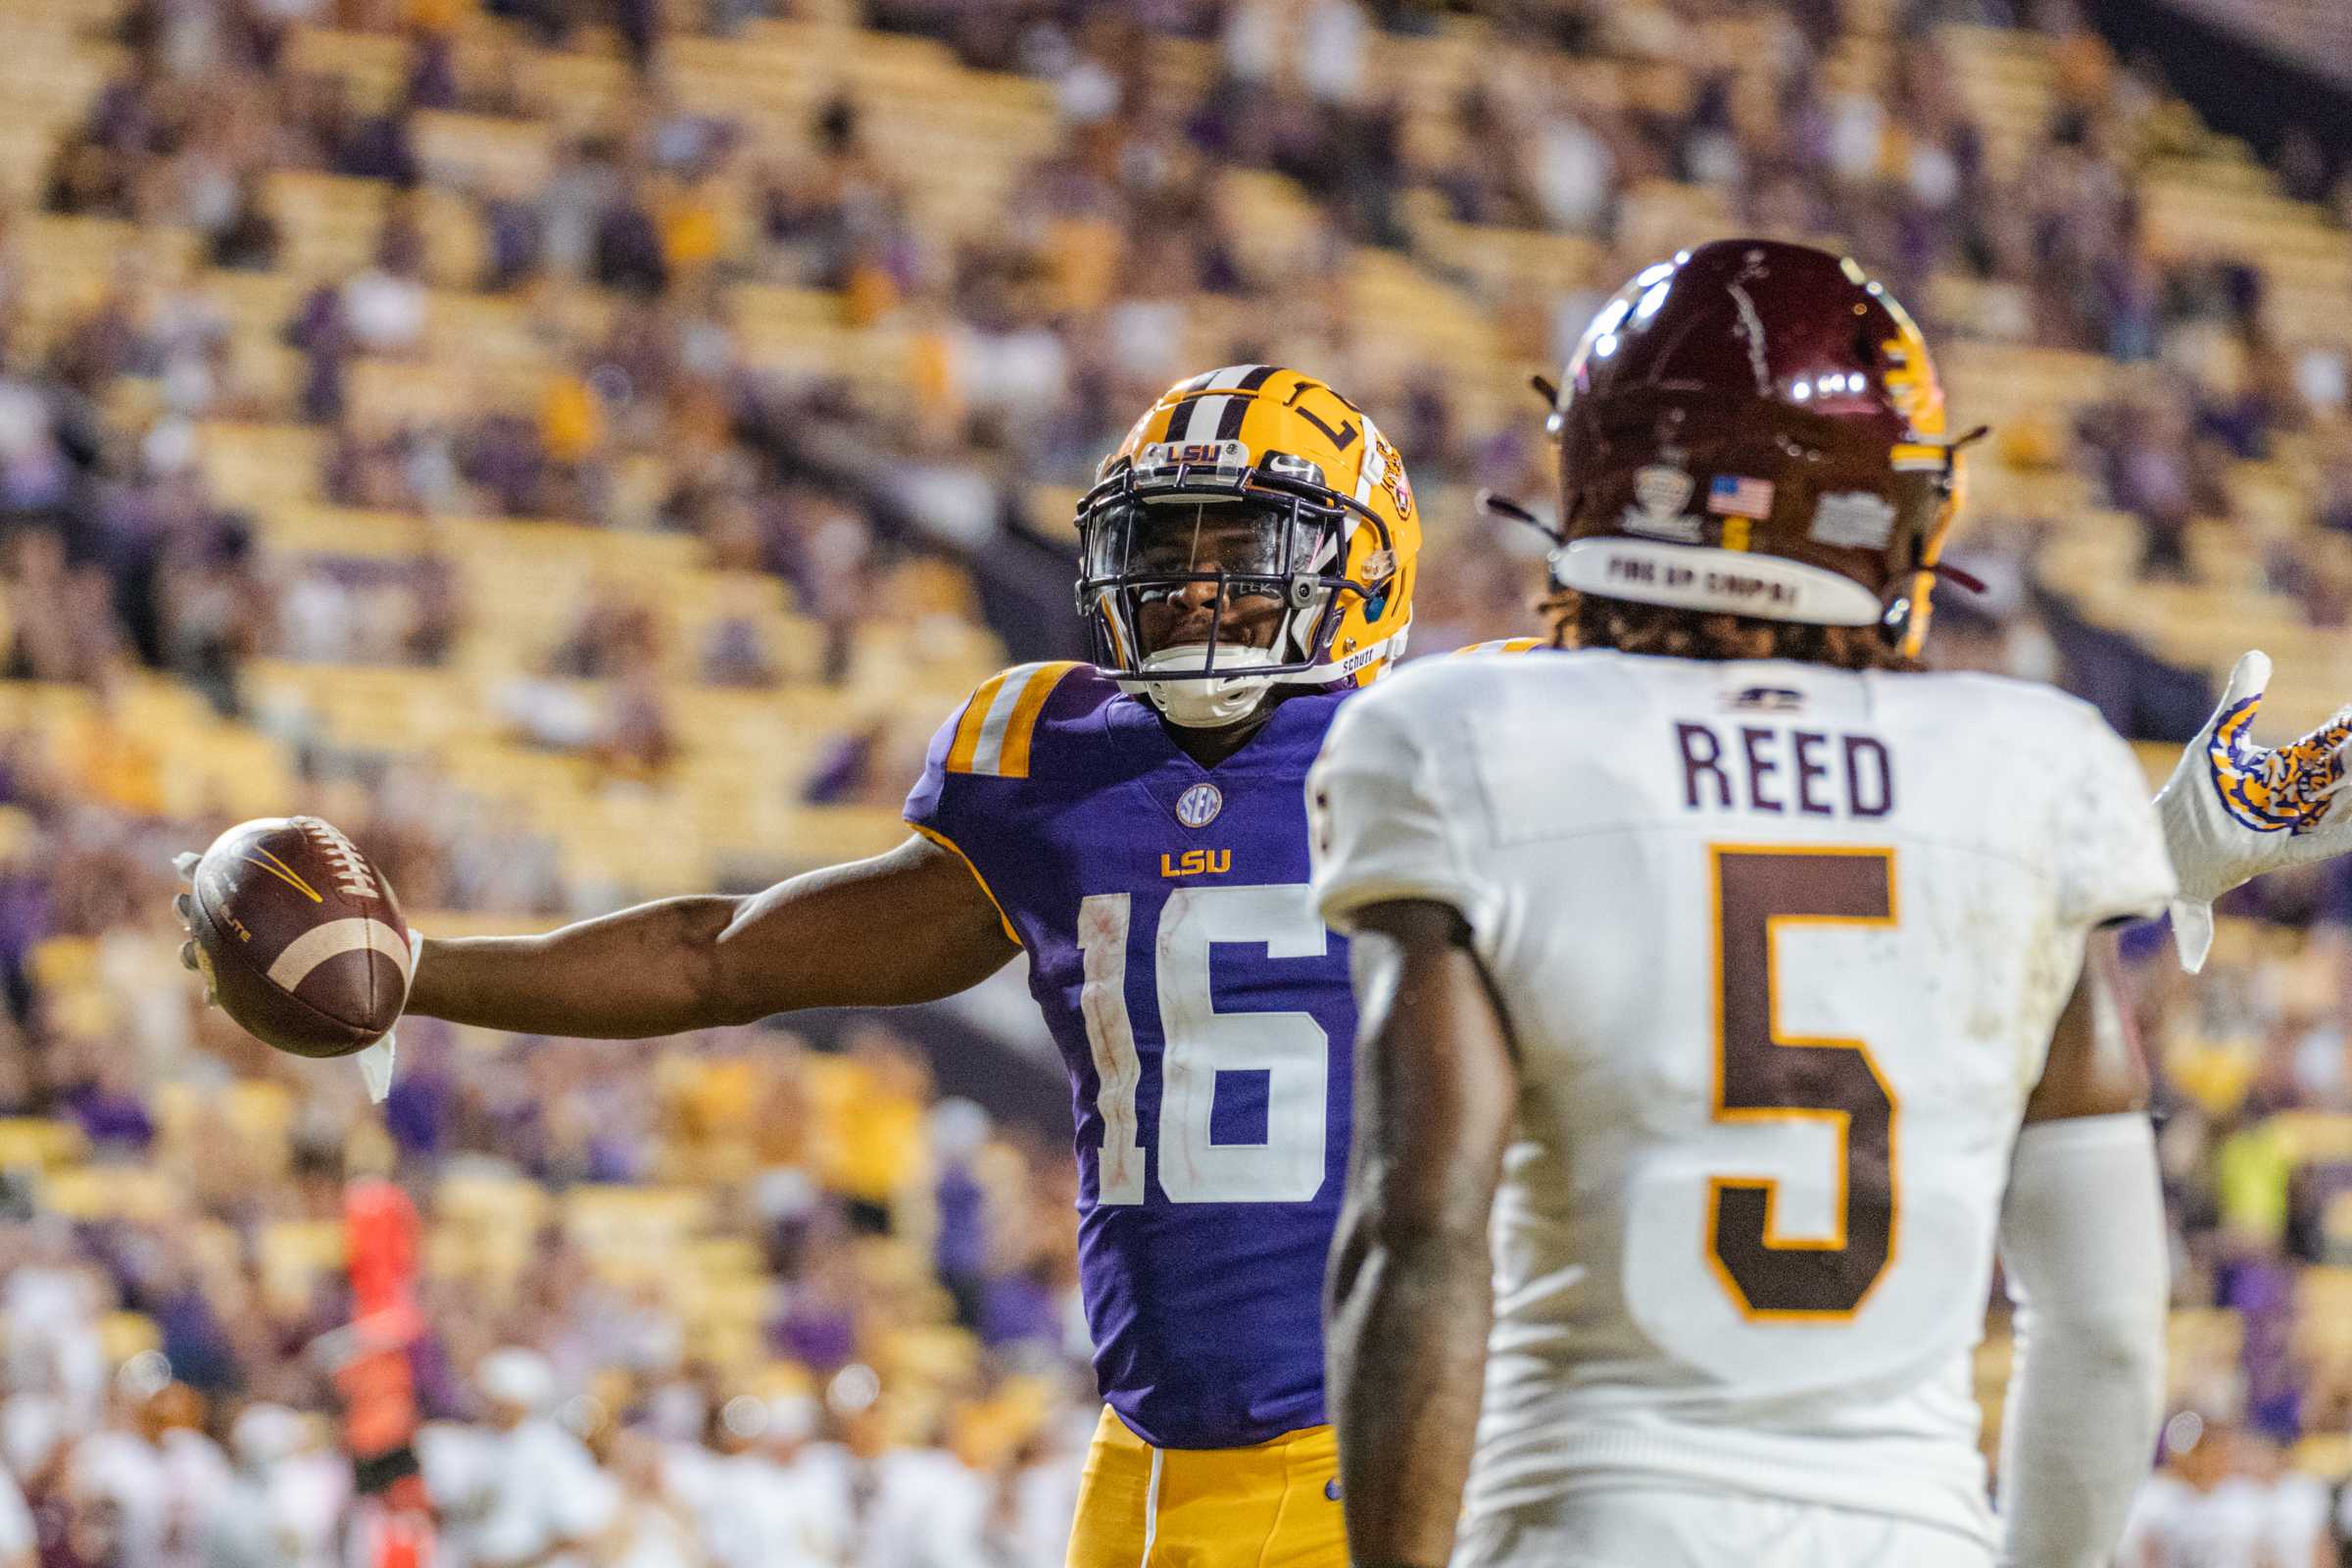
left=602, top=1429, right=702, bottom=1568
left=0, top=1468, right=25, bottom=1568
left=589, top=663, right=677, bottom=780
left=698, top=581, right=778, bottom=689
left=339, top=214, right=429, bottom=357
left=666, top=1394, right=848, bottom=1568
left=840, top=1403, right=996, bottom=1568
left=199, top=1404, right=308, bottom=1568
left=548, top=578, right=662, bottom=681
left=203, top=175, right=281, bottom=274
left=70, top=1378, right=228, bottom=1568
left=2122, top=1417, right=2332, bottom=1568
left=427, top=1348, right=615, bottom=1567
left=595, top=178, right=671, bottom=300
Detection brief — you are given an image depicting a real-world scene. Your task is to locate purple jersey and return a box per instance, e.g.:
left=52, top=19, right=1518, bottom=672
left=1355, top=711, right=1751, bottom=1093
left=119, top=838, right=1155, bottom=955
left=905, top=662, right=1354, bottom=1449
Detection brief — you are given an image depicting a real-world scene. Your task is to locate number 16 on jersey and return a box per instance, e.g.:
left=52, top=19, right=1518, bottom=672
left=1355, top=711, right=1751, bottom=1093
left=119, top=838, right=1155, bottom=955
left=1076, top=884, right=1334, bottom=1206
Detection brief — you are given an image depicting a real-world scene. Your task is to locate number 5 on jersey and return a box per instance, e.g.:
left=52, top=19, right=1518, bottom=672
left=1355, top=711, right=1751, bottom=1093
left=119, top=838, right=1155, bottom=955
left=1077, top=885, right=1331, bottom=1205
left=1708, top=846, right=1898, bottom=1320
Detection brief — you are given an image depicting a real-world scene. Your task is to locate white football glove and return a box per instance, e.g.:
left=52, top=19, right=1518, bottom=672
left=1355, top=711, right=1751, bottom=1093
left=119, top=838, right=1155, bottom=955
left=2154, top=651, right=2352, bottom=973
left=172, top=851, right=416, bottom=1103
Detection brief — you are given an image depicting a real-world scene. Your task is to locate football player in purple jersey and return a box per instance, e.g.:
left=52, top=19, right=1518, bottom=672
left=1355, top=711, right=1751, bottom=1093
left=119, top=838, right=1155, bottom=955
left=332, top=366, right=1421, bottom=1568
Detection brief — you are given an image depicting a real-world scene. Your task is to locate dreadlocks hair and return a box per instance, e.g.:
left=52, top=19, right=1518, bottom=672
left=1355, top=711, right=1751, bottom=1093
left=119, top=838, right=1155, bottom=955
left=1539, top=588, right=1922, bottom=673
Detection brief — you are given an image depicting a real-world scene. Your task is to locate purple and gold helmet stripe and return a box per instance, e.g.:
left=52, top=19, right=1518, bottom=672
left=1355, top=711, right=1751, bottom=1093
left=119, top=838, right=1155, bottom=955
left=1161, top=364, right=1279, bottom=445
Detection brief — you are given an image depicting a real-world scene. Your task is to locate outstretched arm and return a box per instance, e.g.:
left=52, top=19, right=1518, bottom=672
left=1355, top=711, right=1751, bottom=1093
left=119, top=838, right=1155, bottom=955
left=1995, top=931, right=2169, bottom=1568
left=1326, top=899, right=1518, bottom=1568
left=405, top=833, right=1020, bottom=1038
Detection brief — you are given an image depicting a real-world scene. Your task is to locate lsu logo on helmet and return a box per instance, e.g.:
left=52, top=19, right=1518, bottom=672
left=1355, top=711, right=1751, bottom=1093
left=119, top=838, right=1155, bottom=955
left=1073, top=365, right=1423, bottom=727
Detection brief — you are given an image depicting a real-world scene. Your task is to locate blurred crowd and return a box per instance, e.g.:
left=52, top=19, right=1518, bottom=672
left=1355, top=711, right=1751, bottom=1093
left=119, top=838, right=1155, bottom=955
left=7, top=0, right=2348, bottom=753
left=0, top=991, right=1098, bottom=1567
left=0, top=0, right=2345, bottom=1563
left=7, top=0, right=2346, bottom=696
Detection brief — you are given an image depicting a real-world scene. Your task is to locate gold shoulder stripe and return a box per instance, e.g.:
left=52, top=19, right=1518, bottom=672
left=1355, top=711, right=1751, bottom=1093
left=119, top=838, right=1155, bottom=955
left=945, top=668, right=1014, bottom=774
left=944, top=662, right=1083, bottom=778
left=996, top=661, right=1084, bottom=779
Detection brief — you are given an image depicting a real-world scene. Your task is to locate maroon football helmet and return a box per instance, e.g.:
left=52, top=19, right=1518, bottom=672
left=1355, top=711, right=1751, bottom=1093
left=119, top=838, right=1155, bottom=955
left=1548, top=239, right=1966, bottom=656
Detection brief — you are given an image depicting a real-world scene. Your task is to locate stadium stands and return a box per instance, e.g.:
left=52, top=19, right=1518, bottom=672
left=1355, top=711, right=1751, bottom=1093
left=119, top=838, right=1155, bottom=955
left=0, top=0, right=2350, bottom=1559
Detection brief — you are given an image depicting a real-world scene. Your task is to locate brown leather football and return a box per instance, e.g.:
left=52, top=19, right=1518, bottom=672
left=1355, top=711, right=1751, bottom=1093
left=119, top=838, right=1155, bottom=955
left=184, top=816, right=412, bottom=1059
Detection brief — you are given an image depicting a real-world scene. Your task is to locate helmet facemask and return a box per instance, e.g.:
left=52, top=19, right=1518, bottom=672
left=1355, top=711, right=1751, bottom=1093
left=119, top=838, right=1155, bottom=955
left=1075, top=451, right=1396, bottom=728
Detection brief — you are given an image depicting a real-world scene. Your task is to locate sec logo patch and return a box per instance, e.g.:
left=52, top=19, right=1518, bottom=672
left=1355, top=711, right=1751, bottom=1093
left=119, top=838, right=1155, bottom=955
left=1175, top=782, right=1223, bottom=829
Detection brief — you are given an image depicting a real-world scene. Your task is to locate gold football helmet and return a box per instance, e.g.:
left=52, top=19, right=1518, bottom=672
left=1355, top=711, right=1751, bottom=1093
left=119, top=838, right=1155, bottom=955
left=1075, top=366, right=1421, bottom=727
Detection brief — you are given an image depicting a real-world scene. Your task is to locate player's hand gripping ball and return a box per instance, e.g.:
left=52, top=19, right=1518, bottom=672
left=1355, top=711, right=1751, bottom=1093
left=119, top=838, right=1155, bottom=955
left=172, top=817, right=414, bottom=1057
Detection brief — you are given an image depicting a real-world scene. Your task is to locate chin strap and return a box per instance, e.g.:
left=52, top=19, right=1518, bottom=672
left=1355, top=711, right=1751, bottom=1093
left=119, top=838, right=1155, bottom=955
left=1144, top=673, right=1271, bottom=728
left=1930, top=560, right=1987, bottom=594
left=1118, top=623, right=1412, bottom=726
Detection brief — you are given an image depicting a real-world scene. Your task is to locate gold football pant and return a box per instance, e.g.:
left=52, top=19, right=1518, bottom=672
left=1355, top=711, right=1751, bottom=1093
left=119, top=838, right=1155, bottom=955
left=1065, top=1405, right=1347, bottom=1568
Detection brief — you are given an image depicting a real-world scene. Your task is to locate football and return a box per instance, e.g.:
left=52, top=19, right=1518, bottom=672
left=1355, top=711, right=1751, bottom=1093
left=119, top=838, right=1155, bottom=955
left=182, top=816, right=412, bottom=1059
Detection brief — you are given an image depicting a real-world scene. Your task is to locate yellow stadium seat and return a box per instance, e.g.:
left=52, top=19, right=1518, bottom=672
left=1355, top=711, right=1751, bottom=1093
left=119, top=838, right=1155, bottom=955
left=2170, top=1306, right=2248, bottom=1368
left=513, top=50, right=633, bottom=133
left=197, top=418, right=329, bottom=507
left=687, top=1274, right=774, bottom=1332
left=2275, top=1112, right=2352, bottom=1166
left=99, top=1312, right=161, bottom=1364
left=282, top=27, right=410, bottom=115
left=27, top=937, right=97, bottom=994
left=1407, top=201, right=1604, bottom=308
left=1614, top=180, right=1740, bottom=268
left=687, top=1237, right=763, bottom=1280
left=40, top=1166, right=174, bottom=1223
left=23, top=215, right=198, bottom=281
left=260, top=1220, right=348, bottom=1312
left=423, top=290, right=553, bottom=366
left=423, top=1227, right=477, bottom=1283
left=412, top=111, right=557, bottom=193
left=0, top=1118, right=85, bottom=1171
left=254, top=503, right=435, bottom=563
left=437, top=739, right=594, bottom=808
left=343, top=356, right=537, bottom=425
left=266, top=172, right=399, bottom=279
left=436, top=1168, right=550, bottom=1229
left=2292, top=1433, right=2352, bottom=1482
left=2297, top=1270, right=2352, bottom=1335
left=877, top=1323, right=980, bottom=1387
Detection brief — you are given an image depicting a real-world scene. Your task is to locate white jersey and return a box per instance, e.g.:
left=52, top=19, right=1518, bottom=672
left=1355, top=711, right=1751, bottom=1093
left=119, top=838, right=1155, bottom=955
left=1309, top=649, right=2176, bottom=1546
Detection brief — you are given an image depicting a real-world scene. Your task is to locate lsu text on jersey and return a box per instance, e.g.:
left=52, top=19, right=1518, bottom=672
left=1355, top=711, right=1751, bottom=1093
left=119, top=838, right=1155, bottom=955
left=1309, top=647, right=2177, bottom=1568
left=906, top=661, right=1353, bottom=1568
